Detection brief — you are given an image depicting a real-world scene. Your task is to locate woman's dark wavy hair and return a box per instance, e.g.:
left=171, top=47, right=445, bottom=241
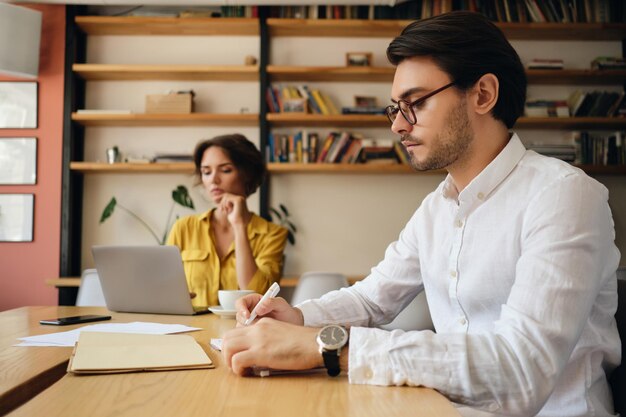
left=386, top=11, right=526, bottom=129
left=193, top=134, right=266, bottom=196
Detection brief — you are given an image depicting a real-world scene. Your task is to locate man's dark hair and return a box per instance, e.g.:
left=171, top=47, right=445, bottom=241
left=387, top=11, right=526, bottom=129
left=193, top=134, right=266, bottom=196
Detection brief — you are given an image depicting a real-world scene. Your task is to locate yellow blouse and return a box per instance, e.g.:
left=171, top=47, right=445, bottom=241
left=166, top=209, right=288, bottom=308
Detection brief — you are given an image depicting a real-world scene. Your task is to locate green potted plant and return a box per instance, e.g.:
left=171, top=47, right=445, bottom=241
left=100, top=185, right=195, bottom=245
left=269, top=204, right=297, bottom=245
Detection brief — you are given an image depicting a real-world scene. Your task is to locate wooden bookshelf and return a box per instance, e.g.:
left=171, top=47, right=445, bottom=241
left=69, top=161, right=626, bottom=176
left=268, top=163, right=443, bottom=174
left=526, top=69, right=626, bottom=85
left=517, top=117, right=626, bottom=129
left=267, top=113, right=387, bottom=127
left=70, top=162, right=195, bottom=173
left=73, top=64, right=259, bottom=81
left=75, top=16, right=259, bottom=36
left=268, top=65, right=395, bottom=82
left=269, top=66, right=626, bottom=84
left=267, top=114, right=626, bottom=129
left=268, top=19, right=626, bottom=41
left=71, top=113, right=258, bottom=127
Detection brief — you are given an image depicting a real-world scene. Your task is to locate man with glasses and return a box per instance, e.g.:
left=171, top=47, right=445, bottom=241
left=223, top=11, right=621, bottom=417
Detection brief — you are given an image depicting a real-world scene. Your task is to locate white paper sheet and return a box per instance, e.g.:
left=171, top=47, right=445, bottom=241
left=15, top=322, right=202, bottom=347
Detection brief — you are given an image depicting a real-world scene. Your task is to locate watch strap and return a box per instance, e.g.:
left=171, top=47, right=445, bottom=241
left=321, top=349, right=341, bottom=377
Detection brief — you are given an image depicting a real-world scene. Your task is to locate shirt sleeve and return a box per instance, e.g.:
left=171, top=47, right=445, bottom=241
left=166, top=218, right=183, bottom=247
left=304, top=174, right=620, bottom=415
left=246, top=225, right=289, bottom=293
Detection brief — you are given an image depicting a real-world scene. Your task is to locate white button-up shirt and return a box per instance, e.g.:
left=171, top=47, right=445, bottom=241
left=298, top=134, right=621, bottom=417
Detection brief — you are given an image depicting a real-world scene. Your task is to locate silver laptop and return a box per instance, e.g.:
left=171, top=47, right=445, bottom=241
left=92, top=245, right=210, bottom=315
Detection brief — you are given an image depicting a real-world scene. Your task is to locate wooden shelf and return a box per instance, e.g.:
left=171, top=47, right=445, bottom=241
left=70, top=161, right=626, bottom=176
left=71, top=113, right=258, bottom=127
left=268, top=114, right=626, bottom=129
left=268, top=19, right=626, bottom=41
left=517, top=117, right=626, bottom=129
left=70, top=162, right=195, bottom=173
left=526, top=69, right=626, bottom=85
left=267, top=113, right=387, bottom=127
left=268, top=65, right=395, bottom=82
left=73, top=64, right=259, bottom=81
left=269, top=66, right=626, bottom=84
left=75, top=16, right=259, bottom=36
left=268, top=163, right=444, bottom=174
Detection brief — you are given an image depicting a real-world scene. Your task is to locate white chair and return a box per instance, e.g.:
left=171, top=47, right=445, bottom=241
left=290, top=272, right=349, bottom=306
left=75, top=268, right=107, bottom=307
left=379, top=291, right=434, bottom=331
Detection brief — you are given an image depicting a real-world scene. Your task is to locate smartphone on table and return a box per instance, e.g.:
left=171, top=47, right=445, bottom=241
left=39, top=315, right=112, bottom=326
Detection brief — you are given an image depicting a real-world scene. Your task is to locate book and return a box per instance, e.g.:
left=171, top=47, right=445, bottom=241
left=527, top=58, right=564, bottom=69
left=67, top=331, right=213, bottom=374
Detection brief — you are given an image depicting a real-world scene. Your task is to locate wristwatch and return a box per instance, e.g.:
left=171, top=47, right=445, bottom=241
left=316, top=324, right=349, bottom=377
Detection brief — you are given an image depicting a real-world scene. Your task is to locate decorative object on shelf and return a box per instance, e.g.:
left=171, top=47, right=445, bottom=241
left=355, top=96, right=378, bottom=108
left=268, top=204, right=297, bottom=245
left=281, top=98, right=307, bottom=114
left=106, top=146, right=121, bottom=164
left=145, top=90, right=195, bottom=114
left=99, top=185, right=195, bottom=245
left=0, top=81, right=38, bottom=129
left=0, top=137, right=36, bottom=185
left=244, top=55, right=258, bottom=65
left=0, top=194, right=34, bottom=242
left=346, top=52, right=372, bottom=67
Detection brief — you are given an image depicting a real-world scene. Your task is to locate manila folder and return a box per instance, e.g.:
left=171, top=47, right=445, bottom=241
left=68, top=331, right=214, bottom=374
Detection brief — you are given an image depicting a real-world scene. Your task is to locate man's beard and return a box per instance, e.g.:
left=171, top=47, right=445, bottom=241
left=404, top=99, right=473, bottom=171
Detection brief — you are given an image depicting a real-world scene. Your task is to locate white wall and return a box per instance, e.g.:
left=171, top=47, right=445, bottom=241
left=81, top=28, right=625, bottom=275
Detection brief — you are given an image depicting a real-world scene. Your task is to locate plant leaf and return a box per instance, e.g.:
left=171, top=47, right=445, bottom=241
left=287, top=221, right=297, bottom=233
left=279, top=204, right=290, bottom=216
left=172, top=185, right=194, bottom=209
left=100, top=197, right=117, bottom=223
left=287, top=230, right=295, bottom=245
left=269, top=207, right=282, bottom=221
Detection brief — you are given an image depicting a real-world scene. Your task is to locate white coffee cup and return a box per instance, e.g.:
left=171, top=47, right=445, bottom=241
left=218, top=290, right=255, bottom=310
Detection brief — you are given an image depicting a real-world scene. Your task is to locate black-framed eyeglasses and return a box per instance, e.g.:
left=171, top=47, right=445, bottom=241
left=385, top=81, right=456, bottom=125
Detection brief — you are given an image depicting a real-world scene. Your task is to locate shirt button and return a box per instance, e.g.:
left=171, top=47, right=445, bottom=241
left=450, top=271, right=457, bottom=279
left=477, top=192, right=485, bottom=200
left=455, top=219, right=463, bottom=228
left=364, top=368, right=373, bottom=379
left=459, top=317, right=467, bottom=325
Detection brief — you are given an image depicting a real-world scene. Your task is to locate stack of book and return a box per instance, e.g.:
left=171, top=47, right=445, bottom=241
left=341, top=106, right=386, bottom=115
left=266, top=85, right=339, bottom=115
left=567, top=90, right=625, bottom=118
left=591, top=57, right=626, bottom=70
left=527, top=59, right=564, bottom=70
left=152, top=153, right=193, bottom=163
left=267, top=131, right=408, bottom=165
left=524, top=99, right=569, bottom=117
left=576, top=131, right=626, bottom=165
left=527, top=143, right=576, bottom=162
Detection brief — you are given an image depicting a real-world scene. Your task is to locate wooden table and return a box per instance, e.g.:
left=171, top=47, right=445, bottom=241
left=2, top=307, right=459, bottom=417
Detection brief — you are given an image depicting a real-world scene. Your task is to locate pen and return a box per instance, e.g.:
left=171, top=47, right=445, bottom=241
left=244, top=282, right=280, bottom=326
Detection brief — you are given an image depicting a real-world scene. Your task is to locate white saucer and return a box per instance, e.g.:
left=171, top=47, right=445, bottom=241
left=208, top=306, right=237, bottom=319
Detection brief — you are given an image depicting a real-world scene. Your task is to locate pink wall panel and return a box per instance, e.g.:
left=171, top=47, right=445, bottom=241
left=0, top=5, right=65, bottom=310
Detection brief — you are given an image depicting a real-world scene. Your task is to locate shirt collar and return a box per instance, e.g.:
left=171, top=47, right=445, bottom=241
left=441, top=133, right=526, bottom=206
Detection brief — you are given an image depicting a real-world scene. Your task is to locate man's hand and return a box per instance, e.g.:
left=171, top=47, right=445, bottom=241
left=235, top=293, right=304, bottom=326
left=222, top=318, right=322, bottom=375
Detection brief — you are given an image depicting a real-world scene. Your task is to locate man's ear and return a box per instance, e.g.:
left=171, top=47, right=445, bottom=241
left=470, top=73, right=499, bottom=116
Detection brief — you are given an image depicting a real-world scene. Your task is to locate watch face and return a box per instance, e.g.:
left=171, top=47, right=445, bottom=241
left=318, top=325, right=348, bottom=350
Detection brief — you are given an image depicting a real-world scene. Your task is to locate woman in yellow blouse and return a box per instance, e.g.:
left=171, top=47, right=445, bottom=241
left=167, top=134, right=288, bottom=308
